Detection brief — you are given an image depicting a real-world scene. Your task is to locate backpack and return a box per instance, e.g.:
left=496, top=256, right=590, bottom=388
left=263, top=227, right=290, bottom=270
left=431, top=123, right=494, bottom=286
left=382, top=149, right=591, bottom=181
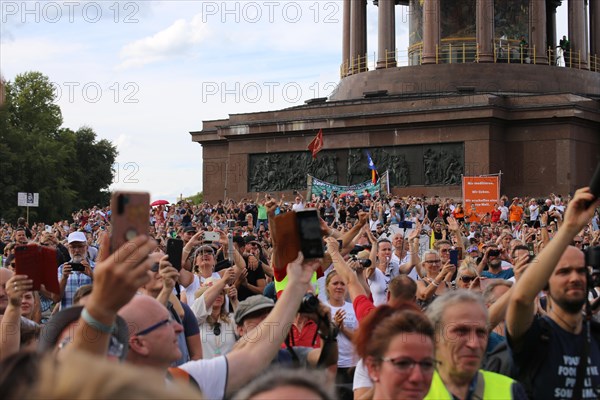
left=483, top=316, right=600, bottom=398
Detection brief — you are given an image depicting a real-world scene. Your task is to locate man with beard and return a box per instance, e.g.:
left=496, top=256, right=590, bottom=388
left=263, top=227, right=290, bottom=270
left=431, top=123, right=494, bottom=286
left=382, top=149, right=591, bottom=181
left=506, top=188, right=600, bottom=399
left=477, top=244, right=514, bottom=279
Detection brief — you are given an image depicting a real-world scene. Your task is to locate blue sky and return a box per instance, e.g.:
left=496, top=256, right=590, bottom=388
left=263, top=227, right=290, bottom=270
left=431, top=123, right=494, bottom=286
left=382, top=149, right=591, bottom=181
left=1, top=1, right=569, bottom=203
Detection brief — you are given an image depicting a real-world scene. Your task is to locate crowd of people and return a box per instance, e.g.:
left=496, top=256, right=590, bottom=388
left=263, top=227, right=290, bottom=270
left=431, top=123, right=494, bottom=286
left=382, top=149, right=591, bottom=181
left=1, top=186, right=600, bottom=399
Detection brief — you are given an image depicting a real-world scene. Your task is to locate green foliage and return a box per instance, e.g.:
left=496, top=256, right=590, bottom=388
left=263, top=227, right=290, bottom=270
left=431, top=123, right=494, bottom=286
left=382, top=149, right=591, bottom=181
left=0, top=72, right=118, bottom=223
left=185, top=192, right=204, bottom=205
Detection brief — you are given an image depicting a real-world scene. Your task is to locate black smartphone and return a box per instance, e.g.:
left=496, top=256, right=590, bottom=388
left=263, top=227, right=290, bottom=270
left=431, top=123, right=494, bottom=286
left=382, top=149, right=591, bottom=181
left=166, top=238, right=184, bottom=271
left=587, top=162, right=600, bottom=207
left=296, top=209, right=324, bottom=259
left=449, top=249, right=459, bottom=266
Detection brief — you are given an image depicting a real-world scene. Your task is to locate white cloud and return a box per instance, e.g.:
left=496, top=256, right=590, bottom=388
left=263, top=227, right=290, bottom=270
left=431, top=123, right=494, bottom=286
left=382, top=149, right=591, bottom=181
left=117, top=14, right=210, bottom=69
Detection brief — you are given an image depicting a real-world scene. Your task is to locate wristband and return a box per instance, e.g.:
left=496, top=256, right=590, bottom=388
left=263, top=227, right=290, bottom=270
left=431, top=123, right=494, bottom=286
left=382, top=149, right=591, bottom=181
left=81, top=308, right=115, bottom=334
left=540, top=224, right=547, bottom=228
left=431, top=280, right=440, bottom=287
left=319, top=326, right=339, bottom=341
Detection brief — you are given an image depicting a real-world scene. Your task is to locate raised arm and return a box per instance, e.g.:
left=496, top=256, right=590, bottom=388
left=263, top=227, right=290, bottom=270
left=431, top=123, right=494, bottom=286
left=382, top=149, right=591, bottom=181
left=224, top=253, right=320, bottom=396
left=325, top=237, right=366, bottom=302
left=72, top=235, right=160, bottom=357
left=1, top=274, right=32, bottom=360
left=506, top=188, right=599, bottom=344
left=399, top=223, right=422, bottom=275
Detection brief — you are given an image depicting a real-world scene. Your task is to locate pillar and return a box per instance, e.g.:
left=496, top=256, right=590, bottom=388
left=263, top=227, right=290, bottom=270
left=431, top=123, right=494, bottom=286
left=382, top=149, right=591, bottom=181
left=350, top=0, right=368, bottom=73
left=377, top=0, right=397, bottom=68
left=422, top=0, right=440, bottom=64
left=546, top=0, right=559, bottom=53
left=476, top=0, right=494, bottom=62
left=530, top=0, right=548, bottom=63
left=591, top=0, right=600, bottom=69
left=342, top=0, right=351, bottom=76
left=568, top=0, right=588, bottom=68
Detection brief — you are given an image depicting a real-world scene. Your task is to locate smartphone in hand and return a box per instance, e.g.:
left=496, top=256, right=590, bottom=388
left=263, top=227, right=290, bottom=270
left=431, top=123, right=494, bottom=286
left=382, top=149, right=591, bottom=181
left=110, top=191, right=150, bottom=252
left=14, top=244, right=59, bottom=294
left=449, top=249, right=459, bottom=266
left=166, top=238, right=184, bottom=271
left=296, top=209, right=324, bottom=259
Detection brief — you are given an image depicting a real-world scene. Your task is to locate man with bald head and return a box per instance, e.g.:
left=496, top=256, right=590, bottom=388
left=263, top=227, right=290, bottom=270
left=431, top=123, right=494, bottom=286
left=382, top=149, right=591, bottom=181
left=506, top=188, right=600, bottom=399
left=119, top=252, right=321, bottom=399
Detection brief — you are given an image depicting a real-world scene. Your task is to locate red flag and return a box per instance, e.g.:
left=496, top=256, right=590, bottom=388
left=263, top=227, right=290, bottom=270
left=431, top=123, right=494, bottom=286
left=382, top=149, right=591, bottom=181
left=308, top=129, right=323, bottom=158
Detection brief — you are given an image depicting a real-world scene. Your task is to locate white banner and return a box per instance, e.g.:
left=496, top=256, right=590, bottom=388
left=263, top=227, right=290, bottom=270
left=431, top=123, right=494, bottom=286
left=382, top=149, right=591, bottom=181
left=17, top=192, right=39, bottom=207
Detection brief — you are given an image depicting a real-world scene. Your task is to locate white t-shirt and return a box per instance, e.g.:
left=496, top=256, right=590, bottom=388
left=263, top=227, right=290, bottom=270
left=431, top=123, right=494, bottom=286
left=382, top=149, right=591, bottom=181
left=178, top=355, right=228, bottom=399
left=529, top=204, right=540, bottom=221
left=182, top=273, right=229, bottom=309
left=353, top=358, right=373, bottom=391
left=190, top=295, right=237, bottom=359
left=390, top=251, right=420, bottom=281
left=499, top=206, right=509, bottom=221
left=368, top=268, right=388, bottom=306
left=292, top=202, right=305, bottom=211
left=325, top=301, right=358, bottom=368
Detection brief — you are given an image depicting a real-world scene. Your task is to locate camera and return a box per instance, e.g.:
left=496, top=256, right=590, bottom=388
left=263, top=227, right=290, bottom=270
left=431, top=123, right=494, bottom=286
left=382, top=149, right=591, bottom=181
left=350, top=256, right=372, bottom=268
left=299, top=293, right=319, bottom=314
left=488, top=249, right=501, bottom=257
left=71, top=263, right=85, bottom=272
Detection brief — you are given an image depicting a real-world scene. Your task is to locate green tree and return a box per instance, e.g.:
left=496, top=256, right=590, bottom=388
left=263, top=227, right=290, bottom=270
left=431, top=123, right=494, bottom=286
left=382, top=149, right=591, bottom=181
left=0, top=71, right=117, bottom=224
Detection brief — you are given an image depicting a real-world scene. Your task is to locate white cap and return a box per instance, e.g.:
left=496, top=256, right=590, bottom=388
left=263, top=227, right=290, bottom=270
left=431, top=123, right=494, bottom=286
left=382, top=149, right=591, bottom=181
left=67, top=231, right=87, bottom=244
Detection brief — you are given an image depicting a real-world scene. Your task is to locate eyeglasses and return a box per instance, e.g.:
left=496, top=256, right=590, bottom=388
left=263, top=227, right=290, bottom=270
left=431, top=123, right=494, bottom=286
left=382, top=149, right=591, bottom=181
left=460, top=275, right=476, bottom=283
left=574, top=241, right=583, bottom=244
left=134, top=315, right=175, bottom=336
left=440, top=248, right=450, bottom=253
left=381, top=356, right=438, bottom=374
left=424, top=259, right=441, bottom=264
left=213, top=322, right=221, bottom=336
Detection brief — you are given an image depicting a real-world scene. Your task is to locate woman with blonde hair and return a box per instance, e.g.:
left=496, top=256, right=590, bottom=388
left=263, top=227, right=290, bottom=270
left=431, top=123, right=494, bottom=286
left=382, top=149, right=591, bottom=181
left=454, top=261, right=481, bottom=291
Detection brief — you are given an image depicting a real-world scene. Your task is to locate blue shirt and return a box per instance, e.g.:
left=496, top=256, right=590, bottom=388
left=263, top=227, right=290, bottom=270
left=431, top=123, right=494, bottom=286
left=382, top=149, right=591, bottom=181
left=57, top=261, right=94, bottom=309
left=482, top=268, right=514, bottom=280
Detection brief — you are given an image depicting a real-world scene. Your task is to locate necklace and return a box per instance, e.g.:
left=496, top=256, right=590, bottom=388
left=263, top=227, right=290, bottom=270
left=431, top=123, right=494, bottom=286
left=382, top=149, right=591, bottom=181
left=549, top=307, right=579, bottom=333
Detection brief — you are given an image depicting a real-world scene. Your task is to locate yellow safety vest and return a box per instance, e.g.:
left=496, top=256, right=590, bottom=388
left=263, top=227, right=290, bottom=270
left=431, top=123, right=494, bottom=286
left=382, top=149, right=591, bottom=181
left=274, top=272, right=319, bottom=294
left=425, top=370, right=514, bottom=400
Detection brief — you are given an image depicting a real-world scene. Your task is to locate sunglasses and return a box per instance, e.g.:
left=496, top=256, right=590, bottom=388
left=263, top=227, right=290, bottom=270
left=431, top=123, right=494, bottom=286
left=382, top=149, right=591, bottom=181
left=460, top=275, right=477, bottom=283
left=213, top=322, right=221, bottom=336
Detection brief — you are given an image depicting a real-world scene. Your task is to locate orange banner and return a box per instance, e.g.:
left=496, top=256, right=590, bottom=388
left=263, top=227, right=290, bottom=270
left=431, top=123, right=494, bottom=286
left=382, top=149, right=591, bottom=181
left=462, top=176, right=500, bottom=218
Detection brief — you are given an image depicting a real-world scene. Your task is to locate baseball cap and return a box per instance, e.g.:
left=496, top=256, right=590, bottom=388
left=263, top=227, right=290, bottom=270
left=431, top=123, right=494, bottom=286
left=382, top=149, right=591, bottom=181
left=67, top=231, right=87, bottom=244
left=38, top=306, right=129, bottom=361
left=234, top=295, right=275, bottom=325
left=183, top=226, right=197, bottom=234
